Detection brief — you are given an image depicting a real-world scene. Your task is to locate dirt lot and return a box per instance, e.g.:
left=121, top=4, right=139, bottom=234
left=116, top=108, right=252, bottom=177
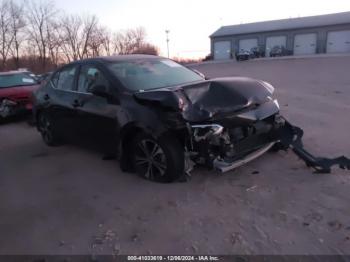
left=0, top=56, right=350, bottom=255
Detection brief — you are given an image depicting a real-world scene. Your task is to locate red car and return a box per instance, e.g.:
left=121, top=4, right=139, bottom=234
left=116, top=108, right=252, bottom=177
left=0, top=71, right=40, bottom=120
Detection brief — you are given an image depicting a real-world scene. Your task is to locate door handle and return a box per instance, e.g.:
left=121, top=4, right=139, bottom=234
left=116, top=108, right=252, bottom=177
left=72, top=99, right=83, bottom=108
left=44, top=94, right=50, bottom=101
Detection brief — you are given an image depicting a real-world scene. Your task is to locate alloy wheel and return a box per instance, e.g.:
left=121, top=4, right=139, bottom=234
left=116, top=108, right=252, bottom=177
left=134, top=139, right=167, bottom=180
left=39, top=114, right=53, bottom=144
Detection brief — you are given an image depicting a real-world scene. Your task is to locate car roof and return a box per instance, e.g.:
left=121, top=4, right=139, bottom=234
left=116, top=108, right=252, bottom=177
left=0, top=71, right=28, bottom=76
left=72, top=54, right=165, bottom=64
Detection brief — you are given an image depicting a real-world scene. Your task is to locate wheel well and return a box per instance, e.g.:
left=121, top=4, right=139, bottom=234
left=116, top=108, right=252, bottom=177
left=120, top=126, right=144, bottom=172
left=119, top=126, right=186, bottom=172
left=34, top=109, right=43, bottom=129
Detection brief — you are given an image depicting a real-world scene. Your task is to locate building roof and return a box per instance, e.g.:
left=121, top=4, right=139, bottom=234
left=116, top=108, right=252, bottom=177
left=210, top=11, right=350, bottom=38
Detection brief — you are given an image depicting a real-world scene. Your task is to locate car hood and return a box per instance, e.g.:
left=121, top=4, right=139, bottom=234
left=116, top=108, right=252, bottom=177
left=134, top=77, right=275, bottom=122
left=0, top=85, right=40, bottom=101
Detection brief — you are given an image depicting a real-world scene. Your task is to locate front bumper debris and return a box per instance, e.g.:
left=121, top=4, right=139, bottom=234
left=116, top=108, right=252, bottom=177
left=213, top=142, right=275, bottom=172
left=0, top=99, right=17, bottom=118
left=277, top=120, right=350, bottom=173
left=188, top=116, right=350, bottom=175
left=0, top=99, right=31, bottom=118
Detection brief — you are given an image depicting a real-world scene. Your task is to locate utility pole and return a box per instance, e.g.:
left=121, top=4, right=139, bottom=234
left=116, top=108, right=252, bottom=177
left=165, top=30, right=170, bottom=58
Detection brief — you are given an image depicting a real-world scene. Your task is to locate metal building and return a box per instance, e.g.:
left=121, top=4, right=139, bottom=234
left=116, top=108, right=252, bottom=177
left=210, top=12, right=350, bottom=60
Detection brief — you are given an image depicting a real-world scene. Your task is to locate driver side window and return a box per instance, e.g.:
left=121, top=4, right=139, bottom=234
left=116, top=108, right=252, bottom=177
left=77, top=65, right=109, bottom=93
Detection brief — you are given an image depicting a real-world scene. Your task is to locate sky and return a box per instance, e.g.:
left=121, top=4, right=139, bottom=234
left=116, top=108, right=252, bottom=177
left=53, top=0, right=350, bottom=59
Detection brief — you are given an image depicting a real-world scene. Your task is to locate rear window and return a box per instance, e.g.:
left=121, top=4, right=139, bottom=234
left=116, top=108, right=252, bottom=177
left=0, top=73, right=37, bottom=89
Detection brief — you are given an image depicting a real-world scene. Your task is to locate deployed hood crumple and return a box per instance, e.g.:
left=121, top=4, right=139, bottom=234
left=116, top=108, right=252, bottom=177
left=134, top=77, right=275, bottom=122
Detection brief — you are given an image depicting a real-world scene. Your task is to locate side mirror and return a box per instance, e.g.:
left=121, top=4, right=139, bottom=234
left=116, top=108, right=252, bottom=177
left=90, top=85, right=109, bottom=98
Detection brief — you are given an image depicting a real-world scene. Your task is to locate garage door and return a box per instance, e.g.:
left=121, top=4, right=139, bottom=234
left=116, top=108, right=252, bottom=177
left=327, top=30, right=350, bottom=53
left=214, top=41, right=231, bottom=60
left=265, top=36, right=287, bottom=57
left=239, top=38, right=258, bottom=52
left=294, top=33, right=317, bottom=55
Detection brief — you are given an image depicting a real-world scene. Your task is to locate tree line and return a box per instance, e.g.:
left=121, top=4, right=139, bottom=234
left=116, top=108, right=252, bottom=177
left=0, top=0, right=159, bottom=73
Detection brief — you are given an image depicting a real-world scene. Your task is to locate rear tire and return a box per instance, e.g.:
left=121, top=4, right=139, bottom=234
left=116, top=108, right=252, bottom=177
left=131, top=133, right=184, bottom=183
left=37, top=112, right=63, bottom=146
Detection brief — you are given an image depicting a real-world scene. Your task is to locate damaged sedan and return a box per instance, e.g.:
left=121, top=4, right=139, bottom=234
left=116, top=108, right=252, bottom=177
left=32, top=55, right=350, bottom=182
left=0, top=71, right=40, bottom=120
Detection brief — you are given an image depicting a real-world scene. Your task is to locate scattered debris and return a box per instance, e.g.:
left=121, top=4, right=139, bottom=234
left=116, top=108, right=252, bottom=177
left=328, top=220, right=343, bottom=230
left=304, top=212, right=323, bottom=224
left=92, top=237, right=104, bottom=246
left=246, top=185, right=258, bottom=192
left=278, top=211, right=288, bottom=222
left=230, top=232, right=242, bottom=245
left=303, top=222, right=310, bottom=227
left=251, top=170, right=260, bottom=175
left=104, top=230, right=117, bottom=241
left=59, top=240, right=65, bottom=247
left=191, top=244, right=198, bottom=253
left=131, top=234, right=140, bottom=242
left=113, top=243, right=120, bottom=255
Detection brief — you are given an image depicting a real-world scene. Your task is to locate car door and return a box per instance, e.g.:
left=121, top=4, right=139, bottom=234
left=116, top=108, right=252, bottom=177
left=46, top=65, right=80, bottom=137
left=74, top=63, right=120, bottom=147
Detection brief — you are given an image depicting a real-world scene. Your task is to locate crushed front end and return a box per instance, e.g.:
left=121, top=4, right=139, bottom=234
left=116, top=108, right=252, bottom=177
left=134, top=76, right=350, bottom=176
left=0, top=97, right=33, bottom=118
left=185, top=100, right=284, bottom=173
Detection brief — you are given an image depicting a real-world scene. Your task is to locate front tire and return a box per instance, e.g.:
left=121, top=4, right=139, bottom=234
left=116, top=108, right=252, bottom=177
left=131, top=133, right=184, bottom=183
left=37, top=112, right=62, bottom=146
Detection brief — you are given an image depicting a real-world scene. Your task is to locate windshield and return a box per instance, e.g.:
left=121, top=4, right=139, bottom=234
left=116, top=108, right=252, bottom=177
left=107, top=59, right=203, bottom=91
left=0, top=73, right=37, bottom=89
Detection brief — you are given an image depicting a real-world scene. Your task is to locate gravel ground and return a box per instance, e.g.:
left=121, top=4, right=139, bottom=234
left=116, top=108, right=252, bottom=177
left=0, top=56, right=349, bottom=255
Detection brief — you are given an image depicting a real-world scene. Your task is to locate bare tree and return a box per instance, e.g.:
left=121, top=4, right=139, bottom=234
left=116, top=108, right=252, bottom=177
left=60, top=14, right=99, bottom=61
left=112, top=27, right=147, bottom=55
left=25, top=0, right=58, bottom=70
left=59, top=14, right=81, bottom=62
left=0, top=0, right=13, bottom=69
left=132, top=42, right=159, bottom=55
left=99, top=27, right=112, bottom=56
left=8, top=0, right=26, bottom=68
left=88, top=26, right=112, bottom=57
left=0, top=0, right=160, bottom=72
left=80, top=15, right=98, bottom=59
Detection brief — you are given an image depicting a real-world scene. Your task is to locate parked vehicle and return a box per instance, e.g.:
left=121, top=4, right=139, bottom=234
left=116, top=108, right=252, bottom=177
left=235, top=49, right=251, bottom=61
left=270, top=45, right=293, bottom=57
left=32, top=55, right=349, bottom=183
left=249, top=47, right=265, bottom=58
left=236, top=47, right=265, bottom=61
left=0, top=71, right=40, bottom=120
